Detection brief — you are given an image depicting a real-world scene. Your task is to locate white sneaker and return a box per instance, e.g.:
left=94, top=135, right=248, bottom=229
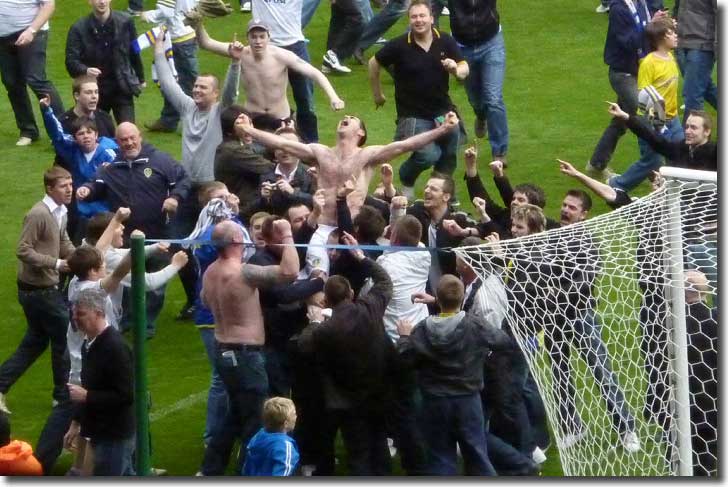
left=301, top=464, right=316, bottom=476
left=560, top=429, right=586, bottom=449
left=441, top=6, right=450, bottom=15
left=595, top=4, right=609, bottom=12
left=620, top=431, right=641, bottom=453
left=0, top=392, right=10, bottom=414
left=532, top=446, right=547, bottom=464
left=375, top=36, right=387, bottom=45
left=387, top=437, right=397, bottom=458
left=16, top=136, right=33, bottom=146
left=240, top=1, right=251, bottom=11
left=323, top=50, right=352, bottom=74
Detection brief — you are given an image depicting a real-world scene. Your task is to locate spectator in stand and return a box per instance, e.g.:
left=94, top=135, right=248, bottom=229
left=243, top=397, right=300, bottom=476
left=299, top=232, right=394, bottom=475
left=39, top=94, right=117, bottom=243
left=396, top=274, right=512, bottom=475
left=214, top=106, right=275, bottom=220
left=0, top=412, right=43, bottom=475
left=606, top=102, right=716, bottom=172
left=585, top=0, right=667, bottom=176
left=65, top=0, right=145, bottom=123
left=607, top=18, right=685, bottom=192
left=674, top=0, right=717, bottom=119
left=368, top=0, right=468, bottom=202
left=0, top=0, right=64, bottom=146
left=63, top=287, right=135, bottom=476
left=141, top=0, right=200, bottom=133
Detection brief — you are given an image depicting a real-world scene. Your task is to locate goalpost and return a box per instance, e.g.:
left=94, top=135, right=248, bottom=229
left=456, top=167, right=717, bottom=476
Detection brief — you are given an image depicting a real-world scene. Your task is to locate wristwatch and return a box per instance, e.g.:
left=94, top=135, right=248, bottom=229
left=28, top=26, right=38, bottom=35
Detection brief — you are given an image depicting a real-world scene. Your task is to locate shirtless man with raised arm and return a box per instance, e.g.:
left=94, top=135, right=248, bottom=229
left=195, top=19, right=345, bottom=125
left=239, top=110, right=460, bottom=276
left=198, top=218, right=299, bottom=475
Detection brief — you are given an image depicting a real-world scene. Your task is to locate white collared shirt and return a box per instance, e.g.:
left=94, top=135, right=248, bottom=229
left=86, top=322, right=111, bottom=349
left=42, top=194, right=67, bottom=230
left=274, top=163, right=298, bottom=183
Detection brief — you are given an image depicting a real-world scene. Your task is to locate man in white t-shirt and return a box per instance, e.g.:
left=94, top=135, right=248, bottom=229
left=0, top=0, right=65, bottom=146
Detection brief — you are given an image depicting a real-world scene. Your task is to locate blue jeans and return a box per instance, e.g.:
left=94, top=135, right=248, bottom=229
left=301, top=0, right=322, bottom=27
left=421, top=392, right=496, bottom=475
left=590, top=69, right=639, bottom=170
left=198, top=328, right=229, bottom=446
left=676, top=48, right=718, bottom=118
left=610, top=116, right=684, bottom=192
left=356, top=0, right=407, bottom=51
left=460, top=30, right=509, bottom=157
left=0, top=286, right=70, bottom=403
left=159, top=38, right=199, bottom=129
left=0, top=29, right=64, bottom=139
left=486, top=432, right=535, bottom=475
left=92, top=436, right=136, bottom=476
left=357, top=0, right=374, bottom=23
left=522, top=370, right=550, bottom=450
left=546, top=311, right=634, bottom=435
left=201, top=345, right=268, bottom=475
left=282, top=41, right=318, bottom=143
left=396, top=117, right=460, bottom=187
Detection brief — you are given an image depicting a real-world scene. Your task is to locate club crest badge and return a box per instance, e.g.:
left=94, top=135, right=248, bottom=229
left=144, top=168, right=153, bottom=178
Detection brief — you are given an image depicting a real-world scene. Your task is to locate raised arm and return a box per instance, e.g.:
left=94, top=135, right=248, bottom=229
left=361, top=111, right=460, bottom=166
left=241, top=220, right=299, bottom=287
left=558, top=159, right=618, bottom=203
left=95, top=207, right=130, bottom=254
left=154, top=32, right=195, bottom=114
left=193, top=22, right=232, bottom=57
left=39, top=97, right=75, bottom=159
left=100, top=244, right=132, bottom=294
left=282, top=49, right=344, bottom=110
left=239, top=123, right=317, bottom=162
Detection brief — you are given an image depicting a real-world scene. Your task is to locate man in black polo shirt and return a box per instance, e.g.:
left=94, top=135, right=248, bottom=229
left=368, top=0, right=468, bottom=203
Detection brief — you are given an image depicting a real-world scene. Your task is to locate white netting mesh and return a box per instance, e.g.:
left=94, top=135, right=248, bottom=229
left=455, top=169, right=717, bottom=476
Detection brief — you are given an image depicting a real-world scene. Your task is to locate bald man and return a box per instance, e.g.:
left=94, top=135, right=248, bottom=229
left=199, top=219, right=299, bottom=475
left=77, top=122, right=191, bottom=240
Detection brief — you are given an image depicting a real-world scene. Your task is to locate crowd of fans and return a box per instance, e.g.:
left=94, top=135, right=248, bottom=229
left=0, top=0, right=717, bottom=477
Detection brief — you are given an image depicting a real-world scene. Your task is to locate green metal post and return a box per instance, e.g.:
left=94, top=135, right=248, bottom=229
left=131, top=234, right=150, bottom=476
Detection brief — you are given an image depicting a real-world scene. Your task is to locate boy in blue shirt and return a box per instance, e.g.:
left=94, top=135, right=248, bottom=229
left=243, top=397, right=299, bottom=476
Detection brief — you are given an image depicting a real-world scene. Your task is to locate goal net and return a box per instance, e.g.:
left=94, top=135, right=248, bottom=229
left=455, top=167, right=717, bottom=476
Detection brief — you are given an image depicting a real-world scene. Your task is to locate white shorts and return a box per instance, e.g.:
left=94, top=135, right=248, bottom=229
left=298, top=224, right=337, bottom=279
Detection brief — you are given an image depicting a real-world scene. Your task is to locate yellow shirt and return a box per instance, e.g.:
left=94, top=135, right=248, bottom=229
left=638, top=51, right=680, bottom=118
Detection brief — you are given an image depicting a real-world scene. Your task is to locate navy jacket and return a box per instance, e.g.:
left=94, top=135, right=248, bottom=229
left=83, top=143, right=191, bottom=239
left=603, top=0, right=657, bottom=75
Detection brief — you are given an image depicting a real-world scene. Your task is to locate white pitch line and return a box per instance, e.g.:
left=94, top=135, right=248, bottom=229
left=149, top=390, right=207, bottom=423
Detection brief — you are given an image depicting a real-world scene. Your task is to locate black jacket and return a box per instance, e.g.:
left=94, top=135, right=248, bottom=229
left=214, top=139, right=275, bottom=217
left=625, top=116, right=717, bottom=171
left=446, top=0, right=500, bottom=47
left=248, top=247, right=325, bottom=348
left=299, top=258, right=394, bottom=410
left=252, top=164, right=315, bottom=217
left=66, top=11, right=145, bottom=96
left=406, top=201, right=476, bottom=277
left=83, top=143, right=191, bottom=239
left=77, top=326, right=134, bottom=441
left=397, top=311, right=512, bottom=396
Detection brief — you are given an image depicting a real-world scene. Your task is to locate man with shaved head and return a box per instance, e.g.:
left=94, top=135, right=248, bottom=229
left=199, top=218, right=299, bottom=475
left=77, top=121, right=191, bottom=337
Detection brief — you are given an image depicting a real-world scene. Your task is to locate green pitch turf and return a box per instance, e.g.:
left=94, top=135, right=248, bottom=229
left=0, top=0, right=712, bottom=476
